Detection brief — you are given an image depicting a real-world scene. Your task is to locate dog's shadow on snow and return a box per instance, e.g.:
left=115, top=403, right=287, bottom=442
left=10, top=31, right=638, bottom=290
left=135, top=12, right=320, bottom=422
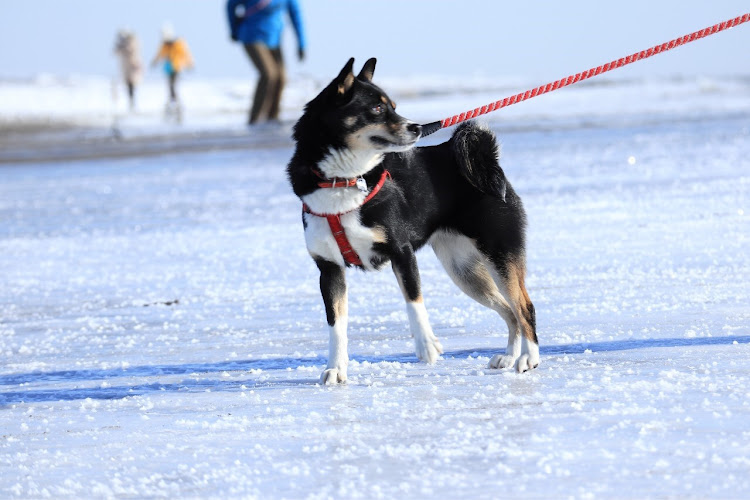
left=2, top=335, right=748, bottom=405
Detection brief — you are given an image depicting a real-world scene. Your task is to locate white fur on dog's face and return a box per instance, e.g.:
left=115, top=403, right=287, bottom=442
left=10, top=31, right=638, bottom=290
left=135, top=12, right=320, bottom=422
left=314, top=121, right=418, bottom=180
left=316, top=147, right=384, bottom=180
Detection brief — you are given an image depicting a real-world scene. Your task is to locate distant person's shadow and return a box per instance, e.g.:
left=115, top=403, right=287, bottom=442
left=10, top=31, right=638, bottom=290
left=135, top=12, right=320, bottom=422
left=2, top=335, right=747, bottom=404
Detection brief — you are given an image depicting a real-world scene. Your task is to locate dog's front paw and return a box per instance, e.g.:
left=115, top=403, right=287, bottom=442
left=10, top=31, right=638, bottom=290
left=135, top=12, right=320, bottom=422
left=514, top=353, right=540, bottom=373
left=415, top=333, right=443, bottom=365
left=488, top=354, right=517, bottom=370
left=320, top=368, right=347, bottom=385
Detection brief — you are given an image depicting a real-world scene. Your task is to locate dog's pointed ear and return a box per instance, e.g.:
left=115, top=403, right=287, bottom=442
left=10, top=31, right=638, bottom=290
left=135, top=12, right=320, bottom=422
left=357, top=58, right=377, bottom=82
left=336, top=58, right=356, bottom=96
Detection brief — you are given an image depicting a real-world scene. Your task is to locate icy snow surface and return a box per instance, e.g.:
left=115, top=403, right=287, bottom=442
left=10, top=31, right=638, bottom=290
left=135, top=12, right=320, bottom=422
left=1, top=75, right=750, bottom=498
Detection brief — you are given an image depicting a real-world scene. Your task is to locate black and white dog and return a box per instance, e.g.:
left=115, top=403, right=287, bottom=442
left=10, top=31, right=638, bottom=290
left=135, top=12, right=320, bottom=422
left=287, top=58, right=538, bottom=384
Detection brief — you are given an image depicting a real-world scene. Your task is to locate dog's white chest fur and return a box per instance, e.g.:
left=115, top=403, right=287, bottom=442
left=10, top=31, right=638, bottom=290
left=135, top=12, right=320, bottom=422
left=303, top=209, right=385, bottom=270
left=301, top=148, right=388, bottom=269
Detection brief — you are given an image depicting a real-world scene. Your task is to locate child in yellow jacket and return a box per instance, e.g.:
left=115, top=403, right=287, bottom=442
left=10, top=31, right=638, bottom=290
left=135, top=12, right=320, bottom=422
left=151, top=23, right=194, bottom=104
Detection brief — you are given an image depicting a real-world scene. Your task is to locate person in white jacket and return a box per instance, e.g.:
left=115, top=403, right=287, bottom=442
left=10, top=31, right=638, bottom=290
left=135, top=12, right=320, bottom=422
left=114, top=29, right=143, bottom=110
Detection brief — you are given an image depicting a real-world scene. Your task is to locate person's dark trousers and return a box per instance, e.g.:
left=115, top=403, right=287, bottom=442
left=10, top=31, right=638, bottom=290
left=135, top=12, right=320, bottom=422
left=126, top=79, right=135, bottom=108
left=244, top=42, right=286, bottom=124
left=168, top=72, right=179, bottom=102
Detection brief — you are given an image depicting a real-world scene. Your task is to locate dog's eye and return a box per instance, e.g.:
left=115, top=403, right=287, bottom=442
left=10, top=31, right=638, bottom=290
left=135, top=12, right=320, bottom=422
left=372, top=104, right=384, bottom=114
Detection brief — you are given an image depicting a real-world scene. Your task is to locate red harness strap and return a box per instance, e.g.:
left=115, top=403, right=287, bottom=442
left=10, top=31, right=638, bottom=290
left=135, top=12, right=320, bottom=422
left=325, top=214, right=363, bottom=266
left=303, top=169, right=390, bottom=267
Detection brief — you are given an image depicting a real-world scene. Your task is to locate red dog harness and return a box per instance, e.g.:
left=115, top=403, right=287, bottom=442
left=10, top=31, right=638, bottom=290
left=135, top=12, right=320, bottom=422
left=303, top=169, right=390, bottom=267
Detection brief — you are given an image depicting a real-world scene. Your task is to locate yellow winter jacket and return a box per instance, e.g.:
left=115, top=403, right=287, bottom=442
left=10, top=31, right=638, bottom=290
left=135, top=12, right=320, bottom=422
left=154, top=38, right=194, bottom=73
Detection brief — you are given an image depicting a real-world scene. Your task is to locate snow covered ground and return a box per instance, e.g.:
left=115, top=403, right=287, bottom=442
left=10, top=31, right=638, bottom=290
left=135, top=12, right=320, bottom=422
left=1, top=74, right=750, bottom=498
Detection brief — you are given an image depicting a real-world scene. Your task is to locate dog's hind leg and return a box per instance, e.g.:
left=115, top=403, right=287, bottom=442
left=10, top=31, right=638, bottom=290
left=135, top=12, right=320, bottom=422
left=391, top=244, right=444, bottom=364
left=487, top=256, right=539, bottom=372
left=430, top=230, right=522, bottom=368
left=315, top=258, right=349, bottom=384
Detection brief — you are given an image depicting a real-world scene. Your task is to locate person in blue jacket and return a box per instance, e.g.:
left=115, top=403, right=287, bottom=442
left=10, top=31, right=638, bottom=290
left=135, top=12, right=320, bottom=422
left=227, top=0, right=307, bottom=125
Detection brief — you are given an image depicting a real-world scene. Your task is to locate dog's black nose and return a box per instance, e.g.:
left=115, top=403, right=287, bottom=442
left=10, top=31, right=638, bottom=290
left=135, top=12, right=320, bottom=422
left=407, top=123, right=422, bottom=137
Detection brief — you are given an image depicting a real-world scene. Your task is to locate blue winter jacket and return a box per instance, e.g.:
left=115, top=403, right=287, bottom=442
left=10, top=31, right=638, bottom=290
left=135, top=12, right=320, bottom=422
left=227, top=0, right=306, bottom=51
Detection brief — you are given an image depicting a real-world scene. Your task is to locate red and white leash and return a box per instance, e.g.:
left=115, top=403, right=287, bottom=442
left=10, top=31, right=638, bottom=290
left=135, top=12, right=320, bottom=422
left=420, top=13, right=750, bottom=137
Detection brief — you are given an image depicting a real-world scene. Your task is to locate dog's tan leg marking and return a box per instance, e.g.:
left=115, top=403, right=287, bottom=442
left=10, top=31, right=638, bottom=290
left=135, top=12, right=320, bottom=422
left=489, top=258, right=539, bottom=373
left=370, top=225, right=388, bottom=244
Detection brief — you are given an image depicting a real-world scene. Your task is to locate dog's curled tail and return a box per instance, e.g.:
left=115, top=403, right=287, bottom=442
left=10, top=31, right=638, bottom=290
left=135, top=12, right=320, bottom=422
left=450, top=121, right=507, bottom=200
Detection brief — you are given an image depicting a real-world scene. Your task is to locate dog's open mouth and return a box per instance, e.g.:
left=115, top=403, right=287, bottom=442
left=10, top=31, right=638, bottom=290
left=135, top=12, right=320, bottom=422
left=370, top=135, right=418, bottom=148
left=370, top=136, right=395, bottom=147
